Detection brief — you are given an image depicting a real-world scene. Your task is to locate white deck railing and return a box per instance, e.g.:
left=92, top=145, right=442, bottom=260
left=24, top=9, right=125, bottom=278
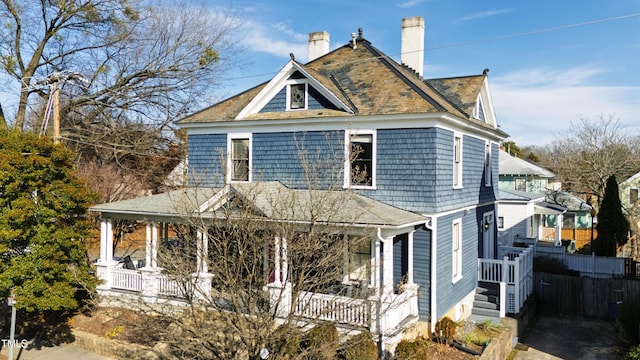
left=478, top=245, right=534, bottom=314
left=158, top=276, right=183, bottom=297
left=111, top=268, right=143, bottom=292
left=294, top=291, right=371, bottom=327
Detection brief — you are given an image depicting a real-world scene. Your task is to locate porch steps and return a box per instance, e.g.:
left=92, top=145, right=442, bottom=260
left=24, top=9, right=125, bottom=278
left=469, top=282, right=500, bottom=323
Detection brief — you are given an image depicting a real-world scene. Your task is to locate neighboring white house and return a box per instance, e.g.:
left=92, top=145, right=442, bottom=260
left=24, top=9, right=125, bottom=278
left=497, top=189, right=565, bottom=248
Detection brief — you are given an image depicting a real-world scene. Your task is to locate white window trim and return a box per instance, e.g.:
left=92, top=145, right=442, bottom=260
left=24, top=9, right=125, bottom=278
left=344, top=129, right=377, bottom=189
left=484, top=141, right=492, bottom=187
left=473, top=94, right=484, bottom=121
left=226, top=133, right=253, bottom=183
left=514, top=177, right=527, bottom=192
left=453, top=133, right=463, bottom=189
left=452, top=218, right=463, bottom=284
left=285, top=80, right=308, bottom=111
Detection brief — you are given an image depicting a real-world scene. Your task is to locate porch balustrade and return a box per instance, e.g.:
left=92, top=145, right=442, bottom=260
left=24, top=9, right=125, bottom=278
left=294, top=291, right=371, bottom=327
left=111, top=268, right=143, bottom=292
left=477, top=245, right=534, bottom=315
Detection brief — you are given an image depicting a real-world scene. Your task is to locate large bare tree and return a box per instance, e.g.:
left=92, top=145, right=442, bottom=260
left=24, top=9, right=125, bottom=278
left=539, top=114, right=640, bottom=206
left=0, top=0, right=241, bottom=139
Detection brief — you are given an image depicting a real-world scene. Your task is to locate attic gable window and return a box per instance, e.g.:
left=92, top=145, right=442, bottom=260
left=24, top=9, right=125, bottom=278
left=631, top=188, right=639, bottom=203
left=227, top=133, right=252, bottom=183
left=473, top=95, right=486, bottom=122
left=345, top=129, right=376, bottom=189
left=287, top=82, right=307, bottom=110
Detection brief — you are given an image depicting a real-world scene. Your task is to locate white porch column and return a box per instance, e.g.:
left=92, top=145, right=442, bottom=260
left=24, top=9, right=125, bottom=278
left=145, top=221, right=159, bottom=268
left=274, top=236, right=282, bottom=286
left=556, top=213, right=563, bottom=246
left=96, top=218, right=115, bottom=290
left=196, top=229, right=209, bottom=274
left=104, top=218, right=114, bottom=263
left=281, top=237, right=288, bottom=283
left=371, top=238, right=380, bottom=290
left=382, top=237, right=394, bottom=296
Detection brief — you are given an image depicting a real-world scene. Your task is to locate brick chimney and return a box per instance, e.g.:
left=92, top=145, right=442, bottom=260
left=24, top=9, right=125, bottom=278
left=308, top=31, right=330, bottom=62
left=401, top=16, right=425, bottom=77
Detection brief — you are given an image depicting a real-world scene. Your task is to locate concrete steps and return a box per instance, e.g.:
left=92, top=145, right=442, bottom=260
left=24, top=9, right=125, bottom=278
left=470, top=281, right=500, bottom=323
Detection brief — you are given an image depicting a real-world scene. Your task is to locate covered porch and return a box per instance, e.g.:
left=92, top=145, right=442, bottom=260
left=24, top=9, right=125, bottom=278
left=91, top=182, right=425, bottom=340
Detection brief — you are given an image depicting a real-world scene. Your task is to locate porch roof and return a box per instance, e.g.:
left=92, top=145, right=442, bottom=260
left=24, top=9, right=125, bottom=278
left=534, top=202, right=566, bottom=215
left=89, top=182, right=427, bottom=229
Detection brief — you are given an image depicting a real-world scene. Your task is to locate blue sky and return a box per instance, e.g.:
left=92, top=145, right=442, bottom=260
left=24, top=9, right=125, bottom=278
left=215, top=0, right=640, bottom=147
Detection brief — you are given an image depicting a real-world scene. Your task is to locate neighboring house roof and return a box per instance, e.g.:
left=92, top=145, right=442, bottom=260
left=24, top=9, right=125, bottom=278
left=498, top=189, right=545, bottom=202
left=498, top=150, right=555, bottom=177
left=176, top=35, right=507, bottom=140
left=90, top=181, right=426, bottom=229
left=498, top=189, right=566, bottom=214
left=621, top=171, right=640, bottom=186
left=545, top=190, right=592, bottom=212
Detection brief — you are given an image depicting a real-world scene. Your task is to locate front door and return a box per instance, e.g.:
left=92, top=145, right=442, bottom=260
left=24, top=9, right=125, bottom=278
left=483, top=212, right=495, bottom=259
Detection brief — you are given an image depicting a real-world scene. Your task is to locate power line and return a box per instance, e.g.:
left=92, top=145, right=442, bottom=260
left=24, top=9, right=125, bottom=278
left=425, top=13, right=640, bottom=51
left=222, top=13, right=640, bottom=82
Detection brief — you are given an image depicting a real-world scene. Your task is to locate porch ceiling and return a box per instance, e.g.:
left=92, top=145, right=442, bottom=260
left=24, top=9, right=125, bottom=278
left=89, top=182, right=426, bottom=229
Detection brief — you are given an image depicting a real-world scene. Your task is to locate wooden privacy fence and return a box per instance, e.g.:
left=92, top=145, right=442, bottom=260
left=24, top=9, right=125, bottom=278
left=561, top=228, right=597, bottom=249
left=534, top=272, right=640, bottom=319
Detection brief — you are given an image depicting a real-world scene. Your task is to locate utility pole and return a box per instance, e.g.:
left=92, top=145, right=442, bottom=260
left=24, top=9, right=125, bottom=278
left=30, top=71, right=86, bottom=144
left=52, top=81, right=60, bottom=144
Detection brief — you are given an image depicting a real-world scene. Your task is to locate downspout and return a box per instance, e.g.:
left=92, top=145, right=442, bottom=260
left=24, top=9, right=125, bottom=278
left=375, top=228, right=384, bottom=355
left=424, top=216, right=438, bottom=333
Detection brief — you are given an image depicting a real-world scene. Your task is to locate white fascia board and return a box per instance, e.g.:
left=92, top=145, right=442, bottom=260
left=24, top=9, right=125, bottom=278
left=235, top=61, right=352, bottom=119
left=479, top=77, right=498, bottom=129
left=236, top=61, right=295, bottom=119
left=181, top=112, right=507, bottom=142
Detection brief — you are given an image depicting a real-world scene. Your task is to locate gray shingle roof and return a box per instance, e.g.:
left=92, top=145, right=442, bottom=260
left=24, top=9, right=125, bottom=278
left=90, top=182, right=426, bottom=229
left=499, top=150, right=555, bottom=177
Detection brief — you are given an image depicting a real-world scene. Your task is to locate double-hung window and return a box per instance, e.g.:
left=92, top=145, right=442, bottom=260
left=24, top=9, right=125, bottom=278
left=484, top=142, right=492, bottom=187
left=345, top=130, right=376, bottom=188
left=227, top=133, right=252, bottom=182
left=453, top=134, right=463, bottom=188
left=452, top=218, right=463, bottom=283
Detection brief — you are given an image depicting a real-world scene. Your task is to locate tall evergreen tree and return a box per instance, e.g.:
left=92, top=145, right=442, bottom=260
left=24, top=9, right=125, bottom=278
left=0, top=131, right=97, bottom=311
left=593, top=175, right=630, bottom=256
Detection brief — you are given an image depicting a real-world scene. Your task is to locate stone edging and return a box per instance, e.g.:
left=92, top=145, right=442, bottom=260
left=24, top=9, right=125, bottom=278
left=478, top=318, right=517, bottom=360
left=72, top=329, right=159, bottom=360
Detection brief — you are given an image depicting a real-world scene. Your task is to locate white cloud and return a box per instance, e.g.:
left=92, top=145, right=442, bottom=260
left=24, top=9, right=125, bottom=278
left=241, top=20, right=308, bottom=61
left=454, top=9, right=513, bottom=23
left=398, top=0, right=426, bottom=9
left=491, top=66, right=640, bottom=146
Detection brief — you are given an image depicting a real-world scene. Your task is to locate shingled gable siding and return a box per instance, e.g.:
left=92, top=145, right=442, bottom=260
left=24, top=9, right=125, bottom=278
left=258, top=86, right=338, bottom=113
left=357, top=127, right=496, bottom=214
left=435, top=210, right=478, bottom=318
left=253, top=131, right=344, bottom=188
left=187, top=133, right=227, bottom=187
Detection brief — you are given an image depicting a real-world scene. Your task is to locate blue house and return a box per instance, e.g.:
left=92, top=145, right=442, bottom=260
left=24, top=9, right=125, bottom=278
left=91, top=16, right=516, bottom=349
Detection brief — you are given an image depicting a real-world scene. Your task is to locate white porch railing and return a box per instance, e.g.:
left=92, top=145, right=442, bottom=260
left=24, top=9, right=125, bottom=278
left=294, top=291, right=371, bottom=327
left=478, top=245, right=534, bottom=315
left=111, top=268, right=143, bottom=292
left=158, top=276, right=183, bottom=297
